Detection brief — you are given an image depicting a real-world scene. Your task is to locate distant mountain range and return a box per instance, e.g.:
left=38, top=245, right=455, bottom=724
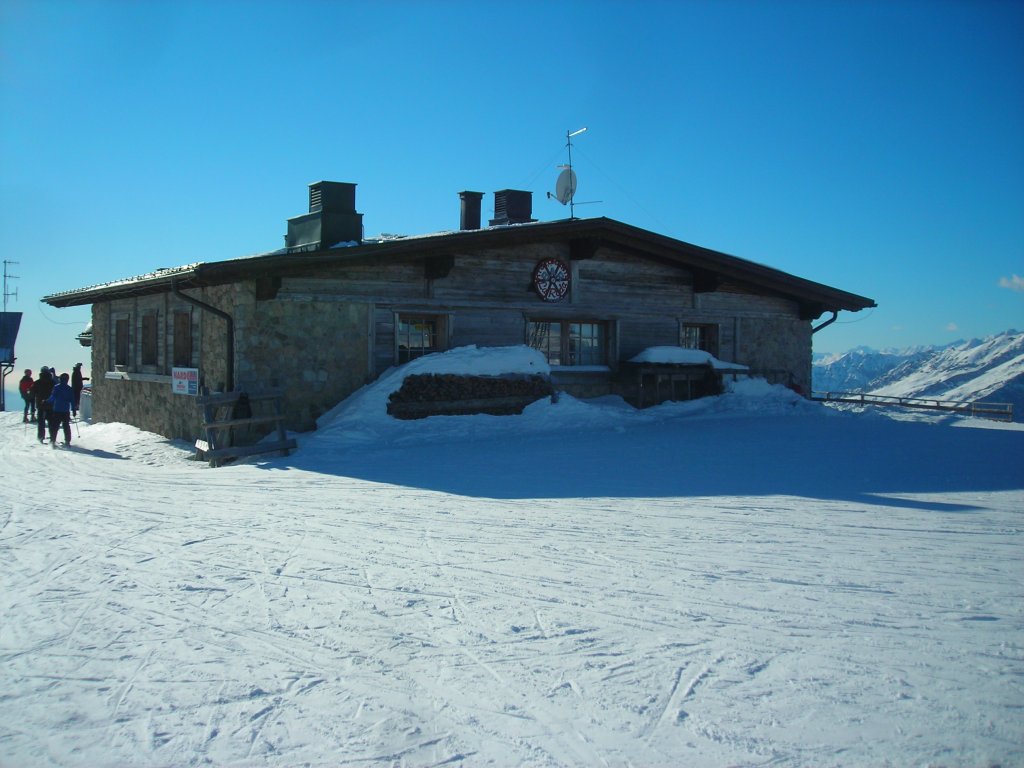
left=812, top=330, right=1024, bottom=421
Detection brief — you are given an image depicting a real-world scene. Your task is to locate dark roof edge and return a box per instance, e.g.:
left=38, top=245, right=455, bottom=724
left=42, top=217, right=876, bottom=312
left=593, top=218, right=876, bottom=311
left=43, top=263, right=206, bottom=308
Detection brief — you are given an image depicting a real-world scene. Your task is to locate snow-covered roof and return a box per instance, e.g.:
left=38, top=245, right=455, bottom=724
left=41, top=216, right=876, bottom=314
left=43, top=263, right=204, bottom=304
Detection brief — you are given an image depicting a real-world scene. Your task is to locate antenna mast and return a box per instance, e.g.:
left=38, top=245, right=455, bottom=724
left=547, top=128, right=599, bottom=219
left=566, top=127, right=586, bottom=218
left=2, top=260, right=18, bottom=312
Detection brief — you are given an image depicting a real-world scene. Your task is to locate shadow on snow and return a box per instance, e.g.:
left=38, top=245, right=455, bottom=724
left=266, top=412, right=1024, bottom=510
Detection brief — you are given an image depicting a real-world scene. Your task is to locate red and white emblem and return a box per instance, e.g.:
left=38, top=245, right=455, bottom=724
left=532, top=258, right=570, bottom=302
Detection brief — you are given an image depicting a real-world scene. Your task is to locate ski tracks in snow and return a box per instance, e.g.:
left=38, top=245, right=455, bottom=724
left=1, top=413, right=1022, bottom=766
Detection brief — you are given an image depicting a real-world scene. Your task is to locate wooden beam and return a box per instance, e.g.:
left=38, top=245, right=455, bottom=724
left=424, top=254, right=455, bottom=280
left=569, top=237, right=600, bottom=261
left=203, top=438, right=298, bottom=461
left=799, top=302, right=826, bottom=321
left=255, top=276, right=282, bottom=300
left=693, top=271, right=720, bottom=293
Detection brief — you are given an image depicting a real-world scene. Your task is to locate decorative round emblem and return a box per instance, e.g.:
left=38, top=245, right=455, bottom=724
left=532, top=258, right=570, bottom=302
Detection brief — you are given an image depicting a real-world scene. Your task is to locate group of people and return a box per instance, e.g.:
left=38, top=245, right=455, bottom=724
left=18, top=364, right=89, bottom=447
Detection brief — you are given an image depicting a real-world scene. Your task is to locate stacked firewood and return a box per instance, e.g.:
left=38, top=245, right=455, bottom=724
left=389, top=374, right=554, bottom=403
left=387, top=374, right=555, bottom=418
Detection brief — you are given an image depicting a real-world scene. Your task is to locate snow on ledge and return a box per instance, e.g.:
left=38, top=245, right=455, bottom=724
left=628, top=346, right=749, bottom=371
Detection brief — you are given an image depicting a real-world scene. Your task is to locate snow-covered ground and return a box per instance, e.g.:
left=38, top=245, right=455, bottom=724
left=2, top=347, right=1022, bottom=767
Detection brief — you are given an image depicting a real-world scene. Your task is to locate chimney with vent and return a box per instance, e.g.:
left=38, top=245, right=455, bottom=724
left=489, top=189, right=535, bottom=226
left=459, top=191, right=483, bottom=230
left=285, top=181, right=363, bottom=251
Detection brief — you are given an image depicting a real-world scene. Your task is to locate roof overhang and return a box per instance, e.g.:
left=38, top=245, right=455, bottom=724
left=42, top=217, right=876, bottom=318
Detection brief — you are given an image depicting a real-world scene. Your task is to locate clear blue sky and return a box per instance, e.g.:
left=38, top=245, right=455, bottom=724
left=2, top=0, right=1022, bottom=396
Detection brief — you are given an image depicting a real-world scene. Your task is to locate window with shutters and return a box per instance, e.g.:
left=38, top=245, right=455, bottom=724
left=141, top=314, right=158, bottom=366
left=114, top=317, right=130, bottom=368
left=173, top=311, right=192, bottom=367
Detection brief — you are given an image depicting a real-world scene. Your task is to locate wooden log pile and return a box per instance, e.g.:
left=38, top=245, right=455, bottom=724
left=387, top=374, right=555, bottom=419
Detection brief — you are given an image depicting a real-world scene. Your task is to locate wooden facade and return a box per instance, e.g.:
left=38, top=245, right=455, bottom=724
left=43, top=189, right=875, bottom=442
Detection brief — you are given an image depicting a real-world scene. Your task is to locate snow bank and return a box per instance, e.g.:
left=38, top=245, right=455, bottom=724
left=308, top=345, right=817, bottom=453
left=317, top=345, right=549, bottom=427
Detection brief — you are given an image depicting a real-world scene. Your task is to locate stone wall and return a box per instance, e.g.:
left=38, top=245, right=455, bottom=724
left=89, top=297, right=206, bottom=441
left=231, top=283, right=371, bottom=432
left=737, top=314, right=813, bottom=393
left=83, top=242, right=818, bottom=441
left=97, top=374, right=204, bottom=439
left=89, top=300, right=109, bottom=422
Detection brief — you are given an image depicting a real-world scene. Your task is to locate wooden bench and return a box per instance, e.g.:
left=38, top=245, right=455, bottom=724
left=195, top=388, right=297, bottom=467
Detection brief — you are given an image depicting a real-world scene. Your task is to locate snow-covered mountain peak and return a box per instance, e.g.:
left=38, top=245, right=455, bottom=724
left=813, top=330, right=1024, bottom=420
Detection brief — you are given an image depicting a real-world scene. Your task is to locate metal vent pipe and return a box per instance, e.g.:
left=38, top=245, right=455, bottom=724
left=459, top=191, right=483, bottom=230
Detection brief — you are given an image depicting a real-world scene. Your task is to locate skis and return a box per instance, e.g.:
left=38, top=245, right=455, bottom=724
left=37, top=438, right=72, bottom=449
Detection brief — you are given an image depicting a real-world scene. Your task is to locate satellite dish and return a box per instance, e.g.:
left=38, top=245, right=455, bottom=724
left=553, top=166, right=577, bottom=205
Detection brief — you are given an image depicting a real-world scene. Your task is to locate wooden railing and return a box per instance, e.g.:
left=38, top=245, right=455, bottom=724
left=195, top=388, right=297, bottom=467
left=812, top=391, right=1014, bottom=422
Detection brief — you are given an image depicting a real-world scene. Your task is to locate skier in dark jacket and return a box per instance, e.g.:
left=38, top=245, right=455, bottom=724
left=45, top=372, right=75, bottom=447
left=30, top=368, right=55, bottom=443
left=71, top=363, right=89, bottom=417
left=19, top=369, right=35, bottom=423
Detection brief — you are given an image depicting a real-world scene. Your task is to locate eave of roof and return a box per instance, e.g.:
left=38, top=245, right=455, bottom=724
left=41, top=217, right=876, bottom=313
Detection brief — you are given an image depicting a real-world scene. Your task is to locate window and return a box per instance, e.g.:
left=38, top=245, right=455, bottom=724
left=114, top=317, right=130, bottom=367
left=528, top=321, right=562, bottom=365
left=528, top=320, right=607, bottom=366
left=141, top=314, right=158, bottom=366
left=571, top=322, right=605, bottom=366
left=681, top=323, right=718, bottom=355
left=397, top=314, right=443, bottom=364
left=173, top=311, right=192, bottom=367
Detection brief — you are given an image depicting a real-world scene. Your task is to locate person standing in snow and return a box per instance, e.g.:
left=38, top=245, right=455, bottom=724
left=45, top=372, right=74, bottom=447
left=30, top=367, right=55, bottom=443
left=19, top=369, right=35, bottom=423
left=71, top=363, right=89, bottom=417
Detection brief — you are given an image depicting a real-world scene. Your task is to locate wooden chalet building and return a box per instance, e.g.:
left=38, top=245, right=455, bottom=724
left=43, top=181, right=875, bottom=441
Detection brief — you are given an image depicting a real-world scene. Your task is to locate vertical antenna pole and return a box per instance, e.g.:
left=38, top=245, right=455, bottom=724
left=566, top=129, right=574, bottom=219
left=0, top=260, right=18, bottom=413
left=565, top=127, right=587, bottom=219
left=2, top=260, right=19, bottom=312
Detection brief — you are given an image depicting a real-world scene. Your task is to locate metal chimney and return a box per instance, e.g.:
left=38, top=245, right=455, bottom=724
left=489, top=189, right=536, bottom=226
left=285, top=181, right=363, bottom=251
left=459, top=191, right=483, bottom=230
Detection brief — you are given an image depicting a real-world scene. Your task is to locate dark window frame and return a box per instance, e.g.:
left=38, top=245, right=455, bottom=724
left=173, top=311, right=192, bottom=367
left=141, top=313, right=159, bottom=366
left=396, top=313, right=448, bottom=364
left=527, top=318, right=608, bottom=367
left=680, top=323, right=719, bottom=356
left=114, top=316, right=130, bottom=368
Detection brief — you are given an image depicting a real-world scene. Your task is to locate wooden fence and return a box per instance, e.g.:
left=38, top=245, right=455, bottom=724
left=812, top=391, right=1014, bottom=422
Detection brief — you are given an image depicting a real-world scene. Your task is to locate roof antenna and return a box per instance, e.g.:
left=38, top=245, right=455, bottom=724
left=547, top=127, right=599, bottom=219
left=2, top=260, right=18, bottom=312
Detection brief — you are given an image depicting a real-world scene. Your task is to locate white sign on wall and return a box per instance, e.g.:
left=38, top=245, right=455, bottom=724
left=171, top=367, right=199, bottom=396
